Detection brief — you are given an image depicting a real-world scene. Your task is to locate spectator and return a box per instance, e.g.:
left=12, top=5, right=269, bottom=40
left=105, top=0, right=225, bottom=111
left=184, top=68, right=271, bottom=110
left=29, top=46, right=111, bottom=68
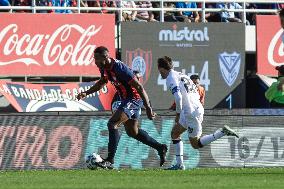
left=246, top=3, right=257, bottom=25
left=77, top=1, right=116, bottom=13
left=101, top=1, right=118, bottom=22
left=256, top=3, right=278, bottom=12
left=162, top=2, right=190, bottom=22
left=151, top=0, right=160, bottom=20
left=217, top=2, right=242, bottom=23
left=190, top=74, right=205, bottom=106
left=36, top=0, right=52, bottom=13
left=265, top=65, right=284, bottom=108
left=279, top=8, right=284, bottom=29
left=85, top=1, right=117, bottom=19
left=120, top=0, right=137, bottom=21
left=204, top=3, right=221, bottom=22
left=79, top=0, right=89, bottom=13
left=50, top=0, right=77, bottom=13
left=0, top=0, right=10, bottom=6
left=135, top=1, right=157, bottom=22
left=14, top=0, right=32, bottom=12
left=279, top=4, right=284, bottom=9
left=163, top=2, right=176, bottom=22
left=85, top=0, right=100, bottom=13
left=0, top=0, right=11, bottom=12
left=146, top=2, right=189, bottom=22
left=196, top=2, right=220, bottom=22
left=175, top=1, right=200, bottom=22
left=246, top=3, right=279, bottom=25
left=101, top=0, right=117, bottom=14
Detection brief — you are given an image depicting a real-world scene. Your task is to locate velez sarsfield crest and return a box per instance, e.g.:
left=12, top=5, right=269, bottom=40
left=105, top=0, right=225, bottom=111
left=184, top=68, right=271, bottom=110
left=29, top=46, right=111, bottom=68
left=218, top=52, right=241, bottom=87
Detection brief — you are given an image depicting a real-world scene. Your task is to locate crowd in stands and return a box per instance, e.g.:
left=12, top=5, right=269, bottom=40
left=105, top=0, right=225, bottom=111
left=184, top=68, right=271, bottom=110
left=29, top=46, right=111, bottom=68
left=0, top=1, right=283, bottom=24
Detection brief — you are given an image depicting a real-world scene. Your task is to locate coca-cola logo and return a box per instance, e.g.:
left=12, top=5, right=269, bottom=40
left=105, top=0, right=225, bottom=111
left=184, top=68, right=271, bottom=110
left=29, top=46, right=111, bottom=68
left=268, top=28, right=284, bottom=66
left=0, top=24, right=102, bottom=66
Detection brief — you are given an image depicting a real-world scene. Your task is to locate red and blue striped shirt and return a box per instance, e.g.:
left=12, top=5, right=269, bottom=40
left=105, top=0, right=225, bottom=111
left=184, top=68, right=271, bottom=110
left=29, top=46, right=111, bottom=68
left=100, top=58, right=140, bottom=100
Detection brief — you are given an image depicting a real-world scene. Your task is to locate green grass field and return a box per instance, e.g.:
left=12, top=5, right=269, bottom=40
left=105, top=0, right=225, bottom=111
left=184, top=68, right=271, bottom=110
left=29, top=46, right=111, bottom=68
left=1, top=168, right=284, bottom=189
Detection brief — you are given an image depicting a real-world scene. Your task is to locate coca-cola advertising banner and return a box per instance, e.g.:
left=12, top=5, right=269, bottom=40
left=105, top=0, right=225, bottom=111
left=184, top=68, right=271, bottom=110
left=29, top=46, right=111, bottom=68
left=256, top=15, right=284, bottom=76
left=0, top=80, right=115, bottom=112
left=0, top=14, right=115, bottom=76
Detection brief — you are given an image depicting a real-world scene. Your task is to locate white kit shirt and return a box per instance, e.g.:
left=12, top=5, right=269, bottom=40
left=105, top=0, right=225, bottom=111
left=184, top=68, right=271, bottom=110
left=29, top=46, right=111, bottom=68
left=166, top=70, right=204, bottom=117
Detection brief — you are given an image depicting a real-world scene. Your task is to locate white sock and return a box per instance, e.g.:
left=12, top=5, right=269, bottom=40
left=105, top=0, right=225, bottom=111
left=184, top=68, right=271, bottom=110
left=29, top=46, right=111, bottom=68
left=199, top=129, right=225, bottom=146
left=173, top=140, right=184, bottom=165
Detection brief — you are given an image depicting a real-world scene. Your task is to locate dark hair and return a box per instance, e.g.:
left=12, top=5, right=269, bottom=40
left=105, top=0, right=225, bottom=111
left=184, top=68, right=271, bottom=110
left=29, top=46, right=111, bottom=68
left=276, top=65, right=284, bottom=76
left=279, top=8, right=284, bottom=18
left=94, top=46, right=109, bottom=55
left=157, top=56, right=173, bottom=70
left=190, top=74, right=200, bottom=80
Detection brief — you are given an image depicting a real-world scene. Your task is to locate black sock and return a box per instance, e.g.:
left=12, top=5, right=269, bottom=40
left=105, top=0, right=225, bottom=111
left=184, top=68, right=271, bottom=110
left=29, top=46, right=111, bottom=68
left=107, top=128, right=120, bottom=164
left=172, top=139, right=181, bottom=144
left=198, top=138, right=204, bottom=148
left=133, top=129, right=161, bottom=150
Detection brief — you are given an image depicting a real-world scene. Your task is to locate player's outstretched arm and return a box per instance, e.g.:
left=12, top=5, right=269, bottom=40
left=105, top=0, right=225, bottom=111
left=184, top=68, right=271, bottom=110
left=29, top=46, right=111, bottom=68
left=129, top=78, right=156, bottom=120
left=76, top=78, right=108, bottom=100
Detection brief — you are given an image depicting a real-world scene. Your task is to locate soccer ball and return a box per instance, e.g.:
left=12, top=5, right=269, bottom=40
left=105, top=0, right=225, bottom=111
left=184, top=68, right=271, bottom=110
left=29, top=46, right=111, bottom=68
left=85, top=153, right=103, bottom=170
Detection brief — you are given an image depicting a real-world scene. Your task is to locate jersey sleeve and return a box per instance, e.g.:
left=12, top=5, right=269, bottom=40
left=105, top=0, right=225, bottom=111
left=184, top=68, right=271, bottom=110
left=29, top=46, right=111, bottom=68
left=166, top=75, right=180, bottom=95
left=167, top=74, right=182, bottom=113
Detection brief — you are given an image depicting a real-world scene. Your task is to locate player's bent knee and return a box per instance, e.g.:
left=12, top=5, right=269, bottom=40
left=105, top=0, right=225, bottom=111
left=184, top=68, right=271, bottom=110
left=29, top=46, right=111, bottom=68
left=191, top=143, right=200, bottom=149
left=126, top=129, right=138, bottom=138
left=171, top=130, right=179, bottom=139
left=190, top=138, right=200, bottom=149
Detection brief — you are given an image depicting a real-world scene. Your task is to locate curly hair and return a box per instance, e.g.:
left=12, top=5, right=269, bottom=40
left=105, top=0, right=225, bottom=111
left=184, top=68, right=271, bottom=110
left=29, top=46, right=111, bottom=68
left=157, top=56, right=173, bottom=70
left=94, top=46, right=109, bottom=55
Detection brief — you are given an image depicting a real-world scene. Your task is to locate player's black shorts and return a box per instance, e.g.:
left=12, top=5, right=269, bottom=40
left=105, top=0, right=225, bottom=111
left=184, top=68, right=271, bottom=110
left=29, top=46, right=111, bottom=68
left=117, top=98, right=143, bottom=120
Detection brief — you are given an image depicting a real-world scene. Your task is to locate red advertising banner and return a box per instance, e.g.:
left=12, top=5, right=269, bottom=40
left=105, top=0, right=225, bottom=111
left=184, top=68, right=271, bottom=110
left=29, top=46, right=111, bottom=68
left=0, top=80, right=115, bottom=112
left=256, top=15, right=284, bottom=76
left=0, top=14, right=115, bottom=76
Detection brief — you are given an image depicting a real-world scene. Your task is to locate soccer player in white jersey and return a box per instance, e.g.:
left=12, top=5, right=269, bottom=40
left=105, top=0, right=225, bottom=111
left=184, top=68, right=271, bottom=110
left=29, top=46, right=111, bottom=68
left=157, top=56, right=239, bottom=170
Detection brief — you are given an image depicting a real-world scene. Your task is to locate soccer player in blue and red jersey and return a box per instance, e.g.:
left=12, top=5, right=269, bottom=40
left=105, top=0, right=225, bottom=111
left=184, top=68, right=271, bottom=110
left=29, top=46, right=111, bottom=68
left=77, top=46, right=168, bottom=169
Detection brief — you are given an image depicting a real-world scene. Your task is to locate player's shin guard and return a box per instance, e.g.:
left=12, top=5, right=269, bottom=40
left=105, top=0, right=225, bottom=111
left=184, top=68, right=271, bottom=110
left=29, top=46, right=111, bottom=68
left=133, top=129, right=161, bottom=149
left=199, top=129, right=225, bottom=146
left=172, top=139, right=184, bottom=166
left=107, top=128, right=120, bottom=164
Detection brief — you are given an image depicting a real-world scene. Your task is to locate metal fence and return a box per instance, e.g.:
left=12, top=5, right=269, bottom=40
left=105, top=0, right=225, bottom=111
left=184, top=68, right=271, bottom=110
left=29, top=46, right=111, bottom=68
left=0, top=0, right=284, bottom=23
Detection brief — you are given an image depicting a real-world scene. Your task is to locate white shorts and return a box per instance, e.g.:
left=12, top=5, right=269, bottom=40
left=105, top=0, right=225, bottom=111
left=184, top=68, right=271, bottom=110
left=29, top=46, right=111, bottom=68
left=179, top=111, right=203, bottom=138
